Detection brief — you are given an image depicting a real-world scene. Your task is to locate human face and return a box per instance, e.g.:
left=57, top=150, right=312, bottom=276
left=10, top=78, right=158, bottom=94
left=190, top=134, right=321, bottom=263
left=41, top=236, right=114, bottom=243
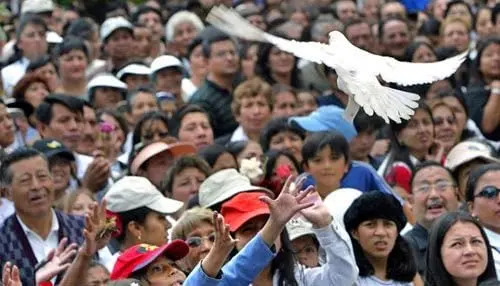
left=178, top=112, right=214, bottom=150
left=441, top=222, right=488, bottom=285
left=447, top=4, right=473, bottom=24
left=269, top=131, right=303, bottom=162
left=412, top=44, right=437, bottom=63
left=268, top=47, right=295, bottom=76
left=143, top=151, right=175, bottom=188
left=272, top=91, right=297, bottom=118
left=468, top=170, right=500, bottom=233
left=143, top=256, right=186, bottom=286
left=131, top=92, right=158, bottom=124
left=99, top=113, right=124, bottom=155
left=49, top=157, right=72, bottom=197
left=104, top=29, right=133, bottom=62
left=189, top=45, right=207, bottom=78
left=212, top=152, right=238, bottom=172
left=443, top=22, right=470, bottom=53
left=241, top=44, right=258, bottom=79
left=138, top=11, right=162, bottom=41
left=411, top=166, right=459, bottom=228
left=10, top=156, right=54, bottom=218
left=291, top=235, right=319, bottom=268
left=39, top=104, right=83, bottom=151
left=345, top=23, right=373, bottom=52
left=397, top=109, right=434, bottom=158
left=363, top=0, right=381, bottom=23
left=78, top=106, right=98, bottom=155
left=236, top=141, right=264, bottom=166
left=457, top=160, right=485, bottom=200
left=0, top=104, right=15, bottom=148
left=352, top=219, right=398, bottom=259
left=296, top=91, right=317, bottom=116
left=208, top=40, right=239, bottom=77
left=247, top=14, right=266, bottom=30
left=93, top=87, right=122, bottom=110
left=174, top=22, right=199, bottom=56
left=124, top=74, right=150, bottom=91
left=381, top=20, right=410, bottom=58
left=71, top=192, right=94, bottom=217
left=139, top=211, right=171, bottom=246
left=234, top=215, right=268, bottom=251
left=479, top=43, right=500, bottom=81
left=336, top=1, right=358, bottom=23
left=380, top=2, right=406, bottom=20
left=304, top=146, right=348, bottom=198
left=433, top=105, right=459, bottom=152
left=36, top=63, right=59, bottom=91
left=141, top=119, right=175, bottom=145
left=155, top=68, right=183, bottom=97
left=350, top=130, right=377, bottom=162
left=184, top=222, right=215, bottom=271
left=18, top=24, right=47, bottom=61
left=475, top=9, right=493, bottom=39
left=236, top=95, right=271, bottom=135
left=86, top=265, right=109, bottom=286
left=171, top=167, right=206, bottom=204
left=134, top=27, right=152, bottom=58
left=58, top=50, right=88, bottom=82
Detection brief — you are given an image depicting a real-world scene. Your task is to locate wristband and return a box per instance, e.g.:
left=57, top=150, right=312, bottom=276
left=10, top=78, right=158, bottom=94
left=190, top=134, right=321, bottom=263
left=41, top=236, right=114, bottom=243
left=491, top=87, right=500, bottom=95
left=39, top=282, right=53, bottom=286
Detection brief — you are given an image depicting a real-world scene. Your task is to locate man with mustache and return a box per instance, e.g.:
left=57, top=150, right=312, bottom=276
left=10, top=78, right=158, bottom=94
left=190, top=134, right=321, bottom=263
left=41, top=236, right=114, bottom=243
left=35, top=95, right=110, bottom=193
left=405, top=161, right=459, bottom=275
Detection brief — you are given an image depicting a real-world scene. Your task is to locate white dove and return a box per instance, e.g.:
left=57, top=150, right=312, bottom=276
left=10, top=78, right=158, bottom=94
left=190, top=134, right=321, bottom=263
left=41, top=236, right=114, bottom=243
left=206, top=5, right=468, bottom=123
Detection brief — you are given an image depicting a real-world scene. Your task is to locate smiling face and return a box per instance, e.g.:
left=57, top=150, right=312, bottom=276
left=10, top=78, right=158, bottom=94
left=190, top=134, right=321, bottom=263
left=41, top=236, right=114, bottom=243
left=381, top=19, right=410, bottom=58
left=10, top=156, right=54, bottom=219
left=433, top=105, right=459, bottom=152
left=352, top=219, right=398, bottom=260
left=397, top=108, right=434, bottom=158
left=441, top=222, right=488, bottom=284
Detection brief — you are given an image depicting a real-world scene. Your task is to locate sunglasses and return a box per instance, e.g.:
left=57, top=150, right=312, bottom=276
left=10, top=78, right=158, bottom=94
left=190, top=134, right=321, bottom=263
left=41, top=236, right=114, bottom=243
left=185, top=233, right=216, bottom=248
left=434, top=116, right=456, bottom=126
left=474, top=186, right=500, bottom=199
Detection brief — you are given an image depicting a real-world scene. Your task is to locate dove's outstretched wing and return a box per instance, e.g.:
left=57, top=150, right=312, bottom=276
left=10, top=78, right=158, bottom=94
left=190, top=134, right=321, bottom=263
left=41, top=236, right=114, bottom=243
left=327, top=31, right=468, bottom=86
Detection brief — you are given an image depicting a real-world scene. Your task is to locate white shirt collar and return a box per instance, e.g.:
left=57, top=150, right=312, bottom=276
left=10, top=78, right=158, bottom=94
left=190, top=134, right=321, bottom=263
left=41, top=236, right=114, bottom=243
left=17, top=209, right=59, bottom=237
left=230, top=125, right=249, bottom=142
left=484, top=227, right=500, bottom=248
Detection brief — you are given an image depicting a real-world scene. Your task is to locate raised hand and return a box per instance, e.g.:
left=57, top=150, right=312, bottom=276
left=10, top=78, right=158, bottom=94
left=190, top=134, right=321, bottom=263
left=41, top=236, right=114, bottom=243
left=201, top=211, right=239, bottom=278
left=300, top=198, right=333, bottom=229
left=260, top=176, right=315, bottom=227
left=35, top=238, right=78, bottom=284
left=2, top=262, right=22, bottom=286
left=81, top=200, right=112, bottom=257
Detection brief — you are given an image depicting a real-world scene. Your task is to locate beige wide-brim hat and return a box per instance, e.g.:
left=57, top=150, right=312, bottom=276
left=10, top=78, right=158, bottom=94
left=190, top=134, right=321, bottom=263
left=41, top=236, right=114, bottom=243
left=445, top=141, right=500, bottom=172
left=130, top=142, right=196, bottom=175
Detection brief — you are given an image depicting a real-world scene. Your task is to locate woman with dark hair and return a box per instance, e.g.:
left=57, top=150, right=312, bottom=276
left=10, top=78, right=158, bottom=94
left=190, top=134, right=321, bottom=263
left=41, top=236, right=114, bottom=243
left=26, top=55, right=59, bottom=91
left=131, top=111, right=176, bottom=148
left=260, top=117, right=306, bottom=163
left=465, top=163, right=500, bottom=277
left=2, top=14, right=48, bottom=96
left=171, top=104, right=214, bottom=150
left=182, top=36, right=207, bottom=101
left=198, top=144, right=238, bottom=172
left=378, top=102, right=436, bottom=197
left=255, top=32, right=302, bottom=88
left=226, top=140, right=265, bottom=167
left=443, top=0, right=474, bottom=25
left=53, top=37, right=90, bottom=97
left=403, top=42, right=438, bottom=63
left=429, top=99, right=460, bottom=155
left=271, top=84, right=298, bottom=117
left=417, top=19, right=441, bottom=47
left=475, top=7, right=493, bottom=40
left=11, top=72, right=50, bottom=109
left=262, top=149, right=301, bottom=194
left=425, top=212, right=498, bottom=286
left=344, top=191, right=420, bottom=285
left=467, top=36, right=500, bottom=141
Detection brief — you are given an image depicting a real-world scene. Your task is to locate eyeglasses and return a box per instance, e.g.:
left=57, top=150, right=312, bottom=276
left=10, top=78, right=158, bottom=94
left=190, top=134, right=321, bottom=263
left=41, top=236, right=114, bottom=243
left=434, top=116, right=456, bottom=126
left=474, top=186, right=500, bottom=199
left=413, top=180, right=455, bottom=194
left=142, top=131, right=170, bottom=141
left=185, top=233, right=216, bottom=248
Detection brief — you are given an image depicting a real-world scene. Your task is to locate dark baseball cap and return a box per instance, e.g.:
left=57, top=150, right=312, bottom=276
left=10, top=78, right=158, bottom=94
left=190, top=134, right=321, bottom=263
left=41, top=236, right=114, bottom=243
left=32, top=139, right=75, bottom=161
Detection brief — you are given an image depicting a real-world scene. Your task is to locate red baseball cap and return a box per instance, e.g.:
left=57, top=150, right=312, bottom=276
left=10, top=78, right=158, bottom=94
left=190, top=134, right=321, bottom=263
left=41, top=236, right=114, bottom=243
left=110, top=240, right=189, bottom=280
left=221, top=192, right=271, bottom=232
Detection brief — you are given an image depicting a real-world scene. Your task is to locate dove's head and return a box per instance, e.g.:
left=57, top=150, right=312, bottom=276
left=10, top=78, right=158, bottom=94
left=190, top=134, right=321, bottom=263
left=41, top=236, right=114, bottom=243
left=328, top=30, right=347, bottom=45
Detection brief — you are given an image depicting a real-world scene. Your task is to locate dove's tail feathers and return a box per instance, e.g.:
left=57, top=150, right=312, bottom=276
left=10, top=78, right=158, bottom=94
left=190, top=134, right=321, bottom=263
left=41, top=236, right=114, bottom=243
left=207, top=5, right=273, bottom=44
left=343, top=96, right=361, bottom=122
left=382, top=86, right=420, bottom=122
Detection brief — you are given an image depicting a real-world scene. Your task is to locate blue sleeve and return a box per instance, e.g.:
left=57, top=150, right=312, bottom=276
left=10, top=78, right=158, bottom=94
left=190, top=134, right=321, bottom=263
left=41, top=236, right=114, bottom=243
left=219, top=233, right=276, bottom=286
left=183, top=264, right=221, bottom=286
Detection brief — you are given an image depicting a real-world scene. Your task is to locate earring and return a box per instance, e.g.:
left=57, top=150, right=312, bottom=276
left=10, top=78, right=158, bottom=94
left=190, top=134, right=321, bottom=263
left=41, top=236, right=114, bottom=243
left=138, top=234, right=142, bottom=241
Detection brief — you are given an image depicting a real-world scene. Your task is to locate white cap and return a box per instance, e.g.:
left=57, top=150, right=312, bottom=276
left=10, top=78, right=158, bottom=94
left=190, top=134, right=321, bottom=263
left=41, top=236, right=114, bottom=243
left=323, top=188, right=362, bottom=230
left=46, top=31, right=62, bottom=44
left=286, top=218, right=316, bottom=241
left=100, top=16, right=133, bottom=42
left=199, top=169, right=273, bottom=208
left=21, top=0, right=54, bottom=14
left=88, top=73, right=127, bottom=90
left=445, top=141, right=500, bottom=172
left=105, top=176, right=183, bottom=214
left=116, top=64, right=151, bottom=81
left=150, top=55, right=183, bottom=75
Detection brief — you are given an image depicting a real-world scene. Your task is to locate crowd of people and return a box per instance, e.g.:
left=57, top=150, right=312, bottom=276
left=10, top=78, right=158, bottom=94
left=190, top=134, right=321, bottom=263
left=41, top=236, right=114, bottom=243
left=0, top=0, right=499, bottom=285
